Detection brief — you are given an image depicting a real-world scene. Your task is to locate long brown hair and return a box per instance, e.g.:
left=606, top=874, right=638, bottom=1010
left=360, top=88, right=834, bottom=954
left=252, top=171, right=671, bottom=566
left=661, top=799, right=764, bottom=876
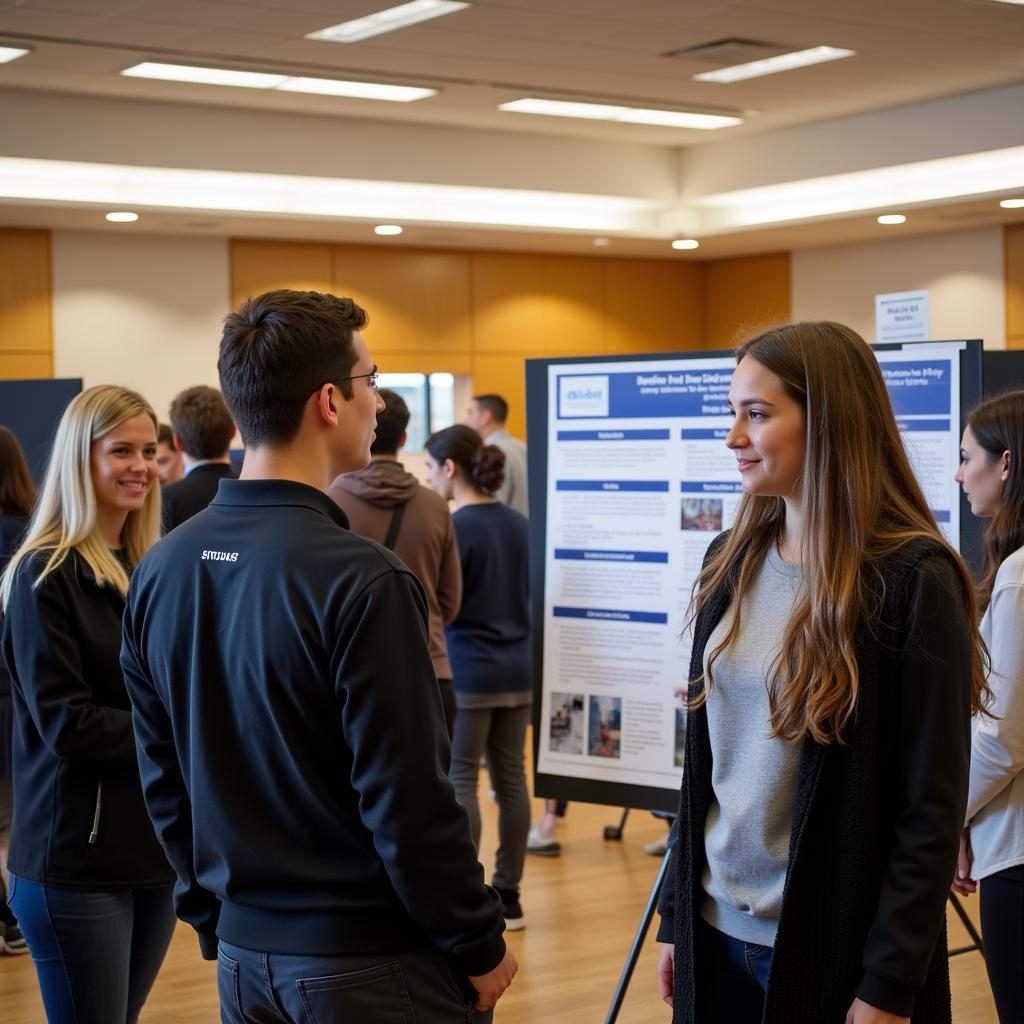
left=692, top=321, right=990, bottom=745
left=0, top=426, right=36, bottom=518
left=966, top=390, right=1024, bottom=611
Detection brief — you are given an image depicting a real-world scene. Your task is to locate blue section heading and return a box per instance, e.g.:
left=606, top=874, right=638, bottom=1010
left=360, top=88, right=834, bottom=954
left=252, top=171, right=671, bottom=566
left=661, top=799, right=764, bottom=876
left=554, top=549, right=669, bottom=564
left=557, top=368, right=732, bottom=421
left=682, top=428, right=730, bottom=440
left=553, top=606, right=669, bottom=625
left=681, top=480, right=743, bottom=494
left=556, top=480, right=669, bottom=492
left=932, top=509, right=951, bottom=523
left=556, top=429, right=671, bottom=441
left=881, top=360, right=952, bottom=417
left=895, top=418, right=951, bottom=433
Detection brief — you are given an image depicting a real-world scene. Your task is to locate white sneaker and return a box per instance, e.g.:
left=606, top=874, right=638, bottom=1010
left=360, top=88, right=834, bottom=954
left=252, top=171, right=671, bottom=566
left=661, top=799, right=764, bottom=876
left=644, top=836, right=669, bottom=856
left=526, top=822, right=561, bottom=857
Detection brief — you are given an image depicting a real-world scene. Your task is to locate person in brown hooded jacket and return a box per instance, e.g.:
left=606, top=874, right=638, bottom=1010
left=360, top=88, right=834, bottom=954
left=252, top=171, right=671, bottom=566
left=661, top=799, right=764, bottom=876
left=329, top=389, right=462, bottom=736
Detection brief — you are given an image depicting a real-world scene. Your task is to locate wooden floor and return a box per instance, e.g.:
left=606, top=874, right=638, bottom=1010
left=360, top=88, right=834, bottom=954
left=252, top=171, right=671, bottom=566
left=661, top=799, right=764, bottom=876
left=1, top=783, right=1000, bottom=1022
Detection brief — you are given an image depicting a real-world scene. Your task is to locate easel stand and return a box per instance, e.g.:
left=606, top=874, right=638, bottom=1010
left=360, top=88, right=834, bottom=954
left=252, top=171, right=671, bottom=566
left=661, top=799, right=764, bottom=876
left=947, top=892, right=984, bottom=958
left=605, top=847, right=672, bottom=1024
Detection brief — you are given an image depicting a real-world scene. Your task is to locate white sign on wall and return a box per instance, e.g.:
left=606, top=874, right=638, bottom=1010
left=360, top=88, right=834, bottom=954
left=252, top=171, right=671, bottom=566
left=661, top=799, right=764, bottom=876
left=876, top=289, right=930, bottom=343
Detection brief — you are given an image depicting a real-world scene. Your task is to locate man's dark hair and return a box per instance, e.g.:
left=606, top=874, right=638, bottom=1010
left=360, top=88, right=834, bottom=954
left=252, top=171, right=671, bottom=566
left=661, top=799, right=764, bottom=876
left=218, top=289, right=368, bottom=447
left=370, top=389, right=410, bottom=456
left=169, top=386, right=235, bottom=460
left=472, top=393, right=508, bottom=425
left=157, top=422, right=174, bottom=446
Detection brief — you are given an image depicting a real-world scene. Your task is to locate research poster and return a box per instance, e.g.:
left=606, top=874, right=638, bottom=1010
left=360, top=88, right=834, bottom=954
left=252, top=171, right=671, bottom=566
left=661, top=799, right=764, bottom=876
left=535, top=341, right=966, bottom=800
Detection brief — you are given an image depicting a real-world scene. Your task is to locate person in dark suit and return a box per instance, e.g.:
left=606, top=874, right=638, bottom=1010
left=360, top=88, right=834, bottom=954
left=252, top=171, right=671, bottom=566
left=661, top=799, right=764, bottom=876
left=161, top=385, right=237, bottom=532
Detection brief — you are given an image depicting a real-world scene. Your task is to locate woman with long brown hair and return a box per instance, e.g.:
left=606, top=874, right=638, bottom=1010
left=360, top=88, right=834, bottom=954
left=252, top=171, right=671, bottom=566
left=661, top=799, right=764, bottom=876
left=951, top=390, right=1024, bottom=1023
left=656, top=322, right=988, bottom=1023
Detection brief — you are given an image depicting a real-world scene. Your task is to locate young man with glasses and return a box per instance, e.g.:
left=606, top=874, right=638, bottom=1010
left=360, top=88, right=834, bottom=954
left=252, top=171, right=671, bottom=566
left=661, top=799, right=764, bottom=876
left=122, top=289, right=515, bottom=1023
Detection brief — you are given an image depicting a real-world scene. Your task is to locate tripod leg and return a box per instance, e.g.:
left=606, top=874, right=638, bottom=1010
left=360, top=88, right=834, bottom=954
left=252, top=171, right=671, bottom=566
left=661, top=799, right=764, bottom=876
left=603, top=807, right=630, bottom=841
left=947, top=892, right=984, bottom=958
left=604, top=848, right=672, bottom=1024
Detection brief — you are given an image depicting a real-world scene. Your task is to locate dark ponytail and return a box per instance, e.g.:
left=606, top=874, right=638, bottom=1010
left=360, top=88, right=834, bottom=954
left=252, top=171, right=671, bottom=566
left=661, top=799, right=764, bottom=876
left=425, top=424, right=506, bottom=496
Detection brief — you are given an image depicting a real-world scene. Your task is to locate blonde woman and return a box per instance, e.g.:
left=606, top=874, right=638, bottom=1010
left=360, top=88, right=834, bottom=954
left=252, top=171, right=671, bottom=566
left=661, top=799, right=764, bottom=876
left=1, top=386, right=175, bottom=1024
left=656, top=323, right=989, bottom=1024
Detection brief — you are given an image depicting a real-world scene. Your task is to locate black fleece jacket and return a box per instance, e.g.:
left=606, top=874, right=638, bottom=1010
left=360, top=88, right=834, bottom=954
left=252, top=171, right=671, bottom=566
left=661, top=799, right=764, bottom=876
left=1, top=548, right=173, bottom=889
left=658, top=534, right=972, bottom=1023
left=121, top=478, right=505, bottom=974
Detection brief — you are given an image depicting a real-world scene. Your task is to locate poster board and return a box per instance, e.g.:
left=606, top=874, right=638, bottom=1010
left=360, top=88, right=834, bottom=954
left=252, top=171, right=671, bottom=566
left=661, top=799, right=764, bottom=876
left=526, top=340, right=983, bottom=813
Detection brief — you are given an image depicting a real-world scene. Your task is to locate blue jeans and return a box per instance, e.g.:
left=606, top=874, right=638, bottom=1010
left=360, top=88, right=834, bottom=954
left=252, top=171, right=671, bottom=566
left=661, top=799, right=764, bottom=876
left=218, top=940, right=492, bottom=1024
left=8, top=874, right=176, bottom=1024
left=696, top=918, right=772, bottom=1022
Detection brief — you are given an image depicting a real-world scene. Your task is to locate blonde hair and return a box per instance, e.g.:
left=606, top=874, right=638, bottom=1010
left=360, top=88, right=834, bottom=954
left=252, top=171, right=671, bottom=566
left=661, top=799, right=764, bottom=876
left=691, top=321, right=991, bottom=744
left=1, top=385, right=160, bottom=608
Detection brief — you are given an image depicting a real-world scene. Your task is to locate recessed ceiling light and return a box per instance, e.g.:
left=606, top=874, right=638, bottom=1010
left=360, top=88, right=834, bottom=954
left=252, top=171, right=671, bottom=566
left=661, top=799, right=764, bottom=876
left=1001, top=198, right=1024, bottom=208
left=499, top=98, right=742, bottom=130
left=121, top=63, right=435, bottom=102
left=106, top=211, right=139, bottom=223
left=877, top=214, right=906, bottom=224
left=0, top=46, right=30, bottom=64
left=307, top=0, right=471, bottom=44
left=672, top=239, right=700, bottom=250
left=374, top=224, right=403, bottom=235
left=592, top=237, right=611, bottom=246
left=694, top=45, right=855, bottom=84
left=122, top=62, right=289, bottom=89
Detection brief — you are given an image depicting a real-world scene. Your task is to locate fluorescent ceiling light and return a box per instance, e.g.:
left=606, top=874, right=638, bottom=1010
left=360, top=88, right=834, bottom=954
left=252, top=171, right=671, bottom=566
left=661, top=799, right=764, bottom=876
left=0, top=46, right=30, bottom=64
left=122, top=62, right=288, bottom=89
left=374, top=224, right=403, bottom=235
left=877, top=214, right=906, bottom=224
left=105, top=211, right=139, bottom=222
left=989, top=0, right=1024, bottom=5
left=499, top=98, right=742, bottom=130
left=278, top=78, right=433, bottom=101
left=307, top=0, right=470, bottom=43
left=693, top=146, right=1024, bottom=229
left=1001, top=198, right=1024, bottom=208
left=0, top=157, right=660, bottom=233
left=671, top=239, right=699, bottom=249
left=121, top=63, right=435, bottom=102
left=694, top=46, right=855, bottom=84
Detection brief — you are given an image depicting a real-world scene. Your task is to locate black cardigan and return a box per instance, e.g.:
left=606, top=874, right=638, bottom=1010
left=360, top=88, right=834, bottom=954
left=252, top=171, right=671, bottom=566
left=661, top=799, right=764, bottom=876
left=1, top=549, right=173, bottom=889
left=658, top=534, right=972, bottom=1023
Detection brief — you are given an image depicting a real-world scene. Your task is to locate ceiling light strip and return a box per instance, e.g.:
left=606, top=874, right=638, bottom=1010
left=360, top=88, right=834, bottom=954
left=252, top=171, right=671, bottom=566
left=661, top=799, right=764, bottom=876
left=0, top=157, right=661, bottom=233
left=694, top=45, right=855, bottom=84
left=121, top=62, right=435, bottom=102
left=307, top=0, right=471, bottom=44
left=499, top=98, right=742, bottom=130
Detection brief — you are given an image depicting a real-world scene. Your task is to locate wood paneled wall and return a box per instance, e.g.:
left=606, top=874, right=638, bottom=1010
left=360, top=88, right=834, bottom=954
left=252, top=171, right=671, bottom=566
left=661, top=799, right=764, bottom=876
left=231, top=241, right=794, bottom=437
left=1007, top=224, right=1024, bottom=349
left=0, top=229, right=53, bottom=380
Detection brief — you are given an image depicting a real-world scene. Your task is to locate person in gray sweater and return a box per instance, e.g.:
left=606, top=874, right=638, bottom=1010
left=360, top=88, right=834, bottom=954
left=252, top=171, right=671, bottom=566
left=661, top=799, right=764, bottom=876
left=329, top=389, right=462, bottom=736
left=657, top=322, right=989, bottom=1024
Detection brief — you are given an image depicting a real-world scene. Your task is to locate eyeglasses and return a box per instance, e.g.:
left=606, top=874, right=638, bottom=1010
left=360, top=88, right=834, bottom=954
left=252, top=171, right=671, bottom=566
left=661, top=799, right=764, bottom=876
left=339, top=372, right=379, bottom=391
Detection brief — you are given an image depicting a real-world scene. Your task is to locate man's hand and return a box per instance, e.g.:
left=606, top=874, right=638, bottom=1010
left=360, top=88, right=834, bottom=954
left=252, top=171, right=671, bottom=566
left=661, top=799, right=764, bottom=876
left=657, top=943, right=674, bottom=1007
left=467, top=948, right=518, bottom=1012
left=845, top=997, right=909, bottom=1024
left=951, top=827, right=977, bottom=897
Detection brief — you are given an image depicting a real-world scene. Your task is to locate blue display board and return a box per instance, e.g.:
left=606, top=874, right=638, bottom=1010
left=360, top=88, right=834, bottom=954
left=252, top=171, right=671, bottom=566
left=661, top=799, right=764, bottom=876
left=0, top=378, right=83, bottom=483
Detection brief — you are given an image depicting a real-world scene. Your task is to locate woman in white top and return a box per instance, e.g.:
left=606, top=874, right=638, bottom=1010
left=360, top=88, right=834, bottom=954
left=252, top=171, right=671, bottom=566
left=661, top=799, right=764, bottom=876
left=953, top=389, right=1024, bottom=1024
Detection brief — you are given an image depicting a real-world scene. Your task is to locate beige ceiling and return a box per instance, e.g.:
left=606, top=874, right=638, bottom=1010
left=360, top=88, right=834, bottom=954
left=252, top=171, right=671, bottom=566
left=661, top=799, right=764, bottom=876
left=1, top=0, right=1023, bottom=145
left=0, top=0, right=1023, bottom=254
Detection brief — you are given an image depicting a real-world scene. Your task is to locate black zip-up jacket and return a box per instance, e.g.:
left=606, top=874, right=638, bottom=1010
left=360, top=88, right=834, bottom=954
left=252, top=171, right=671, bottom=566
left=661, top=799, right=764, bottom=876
left=657, top=534, right=972, bottom=1023
left=1, top=548, right=174, bottom=888
left=121, top=478, right=506, bottom=974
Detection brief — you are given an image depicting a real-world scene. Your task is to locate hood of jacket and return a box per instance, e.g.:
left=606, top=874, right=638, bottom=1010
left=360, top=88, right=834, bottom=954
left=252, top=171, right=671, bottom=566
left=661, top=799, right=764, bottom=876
left=329, top=458, right=421, bottom=509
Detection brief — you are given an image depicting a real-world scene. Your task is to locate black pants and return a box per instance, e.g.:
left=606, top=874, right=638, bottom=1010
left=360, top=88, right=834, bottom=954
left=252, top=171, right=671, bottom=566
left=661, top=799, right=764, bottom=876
left=980, top=865, right=1024, bottom=1024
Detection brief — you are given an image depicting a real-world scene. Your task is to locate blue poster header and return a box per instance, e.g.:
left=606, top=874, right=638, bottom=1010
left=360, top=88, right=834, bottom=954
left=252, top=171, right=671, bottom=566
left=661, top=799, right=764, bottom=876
left=556, top=480, right=669, bottom=492
left=557, top=429, right=671, bottom=441
left=681, top=480, right=743, bottom=494
left=682, top=428, right=729, bottom=440
left=553, top=606, right=669, bottom=625
left=554, top=549, right=668, bottom=563
left=558, top=368, right=732, bottom=420
left=881, top=360, right=951, bottom=417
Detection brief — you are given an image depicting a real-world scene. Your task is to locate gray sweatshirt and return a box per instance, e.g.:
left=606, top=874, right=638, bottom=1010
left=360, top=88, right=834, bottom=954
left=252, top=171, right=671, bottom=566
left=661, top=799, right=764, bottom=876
left=700, top=543, right=803, bottom=947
